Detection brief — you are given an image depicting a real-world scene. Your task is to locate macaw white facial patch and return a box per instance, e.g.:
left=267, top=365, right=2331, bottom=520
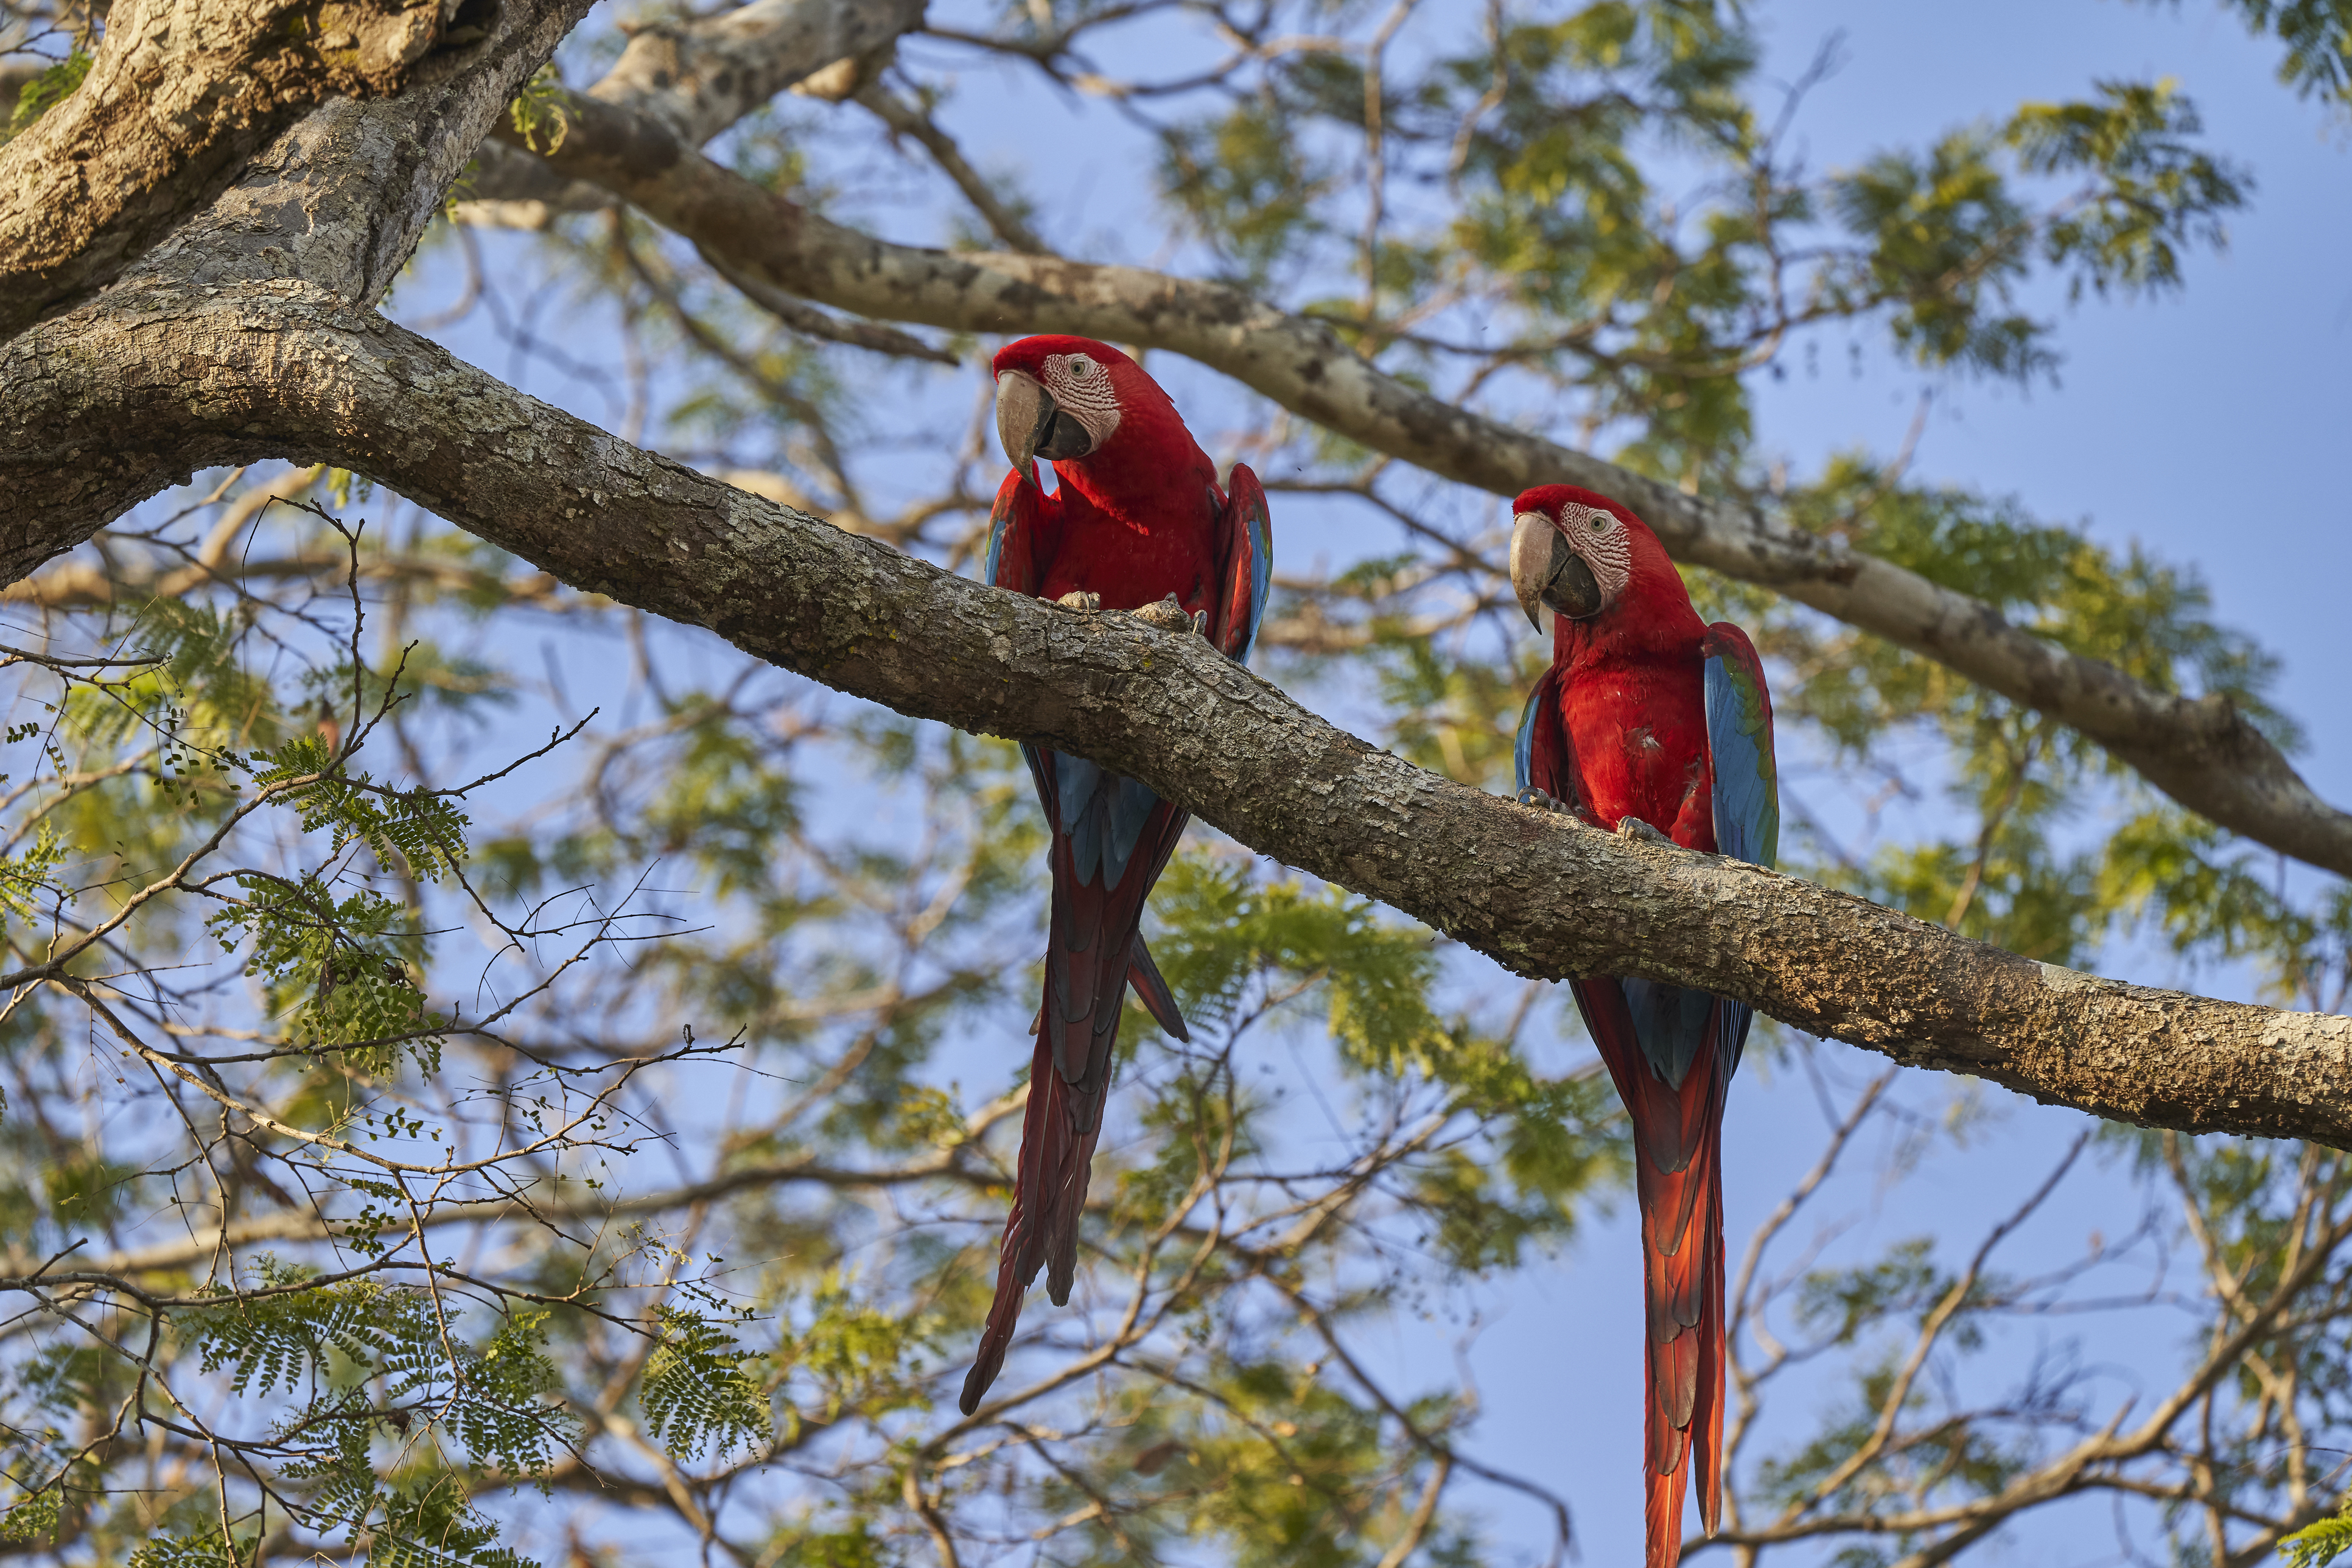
left=1557, top=500, right=1634, bottom=609
left=1041, top=352, right=1124, bottom=450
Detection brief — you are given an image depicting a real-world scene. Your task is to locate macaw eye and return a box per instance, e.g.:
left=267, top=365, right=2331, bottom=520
left=1070, top=359, right=1095, bottom=379
left=1591, top=513, right=1614, bottom=532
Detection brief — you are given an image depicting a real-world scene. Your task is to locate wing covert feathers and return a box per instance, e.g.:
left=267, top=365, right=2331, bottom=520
left=1513, top=668, right=1581, bottom=812
left=985, top=467, right=1049, bottom=595
left=1214, top=465, right=1274, bottom=660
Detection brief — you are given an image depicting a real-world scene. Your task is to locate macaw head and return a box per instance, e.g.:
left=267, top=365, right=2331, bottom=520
left=1508, top=484, right=1672, bottom=635
left=992, top=335, right=1168, bottom=475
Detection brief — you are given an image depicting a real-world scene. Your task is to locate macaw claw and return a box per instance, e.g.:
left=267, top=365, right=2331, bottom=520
left=1130, top=593, right=1191, bottom=632
left=1124, top=593, right=1213, bottom=640
left=1516, top=786, right=1575, bottom=816
left=1056, top=590, right=1102, bottom=612
left=1617, top=815, right=1672, bottom=845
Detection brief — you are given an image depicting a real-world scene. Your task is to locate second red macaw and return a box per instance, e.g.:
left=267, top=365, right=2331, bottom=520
left=1509, top=484, right=1778, bottom=1568
left=959, top=335, right=1272, bottom=1415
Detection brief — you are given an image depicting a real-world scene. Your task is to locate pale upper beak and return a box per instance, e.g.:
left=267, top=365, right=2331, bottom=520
left=1509, top=511, right=1602, bottom=634
left=995, top=370, right=1099, bottom=474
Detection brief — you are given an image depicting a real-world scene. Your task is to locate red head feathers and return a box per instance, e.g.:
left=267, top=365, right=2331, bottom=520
left=1509, top=483, right=1704, bottom=660
left=992, top=336, right=1213, bottom=515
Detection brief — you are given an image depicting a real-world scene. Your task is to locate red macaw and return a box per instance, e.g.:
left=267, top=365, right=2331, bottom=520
left=960, top=335, right=1272, bottom=1415
left=1508, top=484, right=1778, bottom=1568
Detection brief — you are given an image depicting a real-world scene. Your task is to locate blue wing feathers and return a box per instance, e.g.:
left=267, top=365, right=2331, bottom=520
left=1051, top=753, right=1163, bottom=892
left=1513, top=668, right=1574, bottom=808
left=1107, top=775, right=1158, bottom=887
left=1701, top=623, right=1778, bottom=872
left=1219, top=466, right=1275, bottom=661
left=1622, top=976, right=1719, bottom=1093
left=984, top=502, right=1010, bottom=587
left=1514, top=677, right=1546, bottom=797
left=1699, top=622, right=1778, bottom=1074
left=1245, top=485, right=1272, bottom=654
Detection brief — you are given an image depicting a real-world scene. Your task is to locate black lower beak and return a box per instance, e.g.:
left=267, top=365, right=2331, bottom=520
left=1034, top=404, right=1093, bottom=462
left=1547, top=553, right=1601, bottom=620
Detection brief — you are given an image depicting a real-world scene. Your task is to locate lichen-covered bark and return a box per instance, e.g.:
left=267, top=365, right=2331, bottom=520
left=0, top=0, right=590, bottom=580
left=589, top=0, right=925, bottom=139
left=0, top=0, right=488, bottom=337
left=5, top=285, right=2344, bottom=1146
left=452, top=0, right=927, bottom=223
left=486, top=88, right=2352, bottom=881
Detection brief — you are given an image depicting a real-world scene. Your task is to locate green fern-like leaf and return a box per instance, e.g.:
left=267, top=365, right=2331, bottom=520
left=506, top=64, right=569, bottom=154
left=4, top=49, right=90, bottom=138
left=247, top=735, right=471, bottom=883
left=186, top=1268, right=408, bottom=1398
left=0, top=821, right=65, bottom=932
left=363, top=1483, right=541, bottom=1568
left=639, top=1309, right=769, bottom=1463
left=0, top=1482, right=59, bottom=1545
left=2284, top=1510, right=2352, bottom=1568
left=129, top=1533, right=242, bottom=1568
left=206, top=874, right=445, bottom=1071
left=64, top=598, right=279, bottom=752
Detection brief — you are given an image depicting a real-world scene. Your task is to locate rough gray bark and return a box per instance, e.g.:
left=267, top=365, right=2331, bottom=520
left=5, top=287, right=2345, bottom=1146
left=480, top=85, right=2352, bottom=883
left=0, top=0, right=486, bottom=338
left=0, top=0, right=589, bottom=581
left=450, top=0, right=926, bottom=224
left=588, top=0, right=923, bottom=141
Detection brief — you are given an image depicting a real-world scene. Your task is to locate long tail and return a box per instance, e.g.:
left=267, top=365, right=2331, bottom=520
left=960, top=925, right=1189, bottom=1415
left=1575, top=979, right=1732, bottom=1568
left=961, top=1017, right=1074, bottom=1415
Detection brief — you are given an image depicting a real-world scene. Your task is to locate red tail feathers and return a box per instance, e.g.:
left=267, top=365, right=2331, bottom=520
left=961, top=929, right=1181, bottom=1415
left=962, top=1023, right=1055, bottom=1413
left=1576, top=980, right=1731, bottom=1568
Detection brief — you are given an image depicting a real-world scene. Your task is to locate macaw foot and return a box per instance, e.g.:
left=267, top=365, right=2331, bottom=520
left=1191, top=609, right=1208, bottom=637
left=1130, top=593, right=1191, bottom=632
left=1617, top=815, right=1672, bottom=846
left=1516, top=787, right=1576, bottom=816
left=1057, top=590, right=1102, bottom=612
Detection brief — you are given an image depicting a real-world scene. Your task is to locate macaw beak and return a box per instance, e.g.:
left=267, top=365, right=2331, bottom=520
left=1509, top=511, right=1601, bottom=634
left=995, top=370, right=1098, bottom=473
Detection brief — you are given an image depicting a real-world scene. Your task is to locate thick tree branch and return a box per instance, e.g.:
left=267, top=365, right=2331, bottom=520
left=0, top=0, right=589, bottom=582
left=0, top=0, right=488, bottom=337
left=2, top=285, right=2342, bottom=1145
left=452, top=0, right=927, bottom=220
left=589, top=0, right=923, bottom=142
left=488, top=88, right=2352, bottom=880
